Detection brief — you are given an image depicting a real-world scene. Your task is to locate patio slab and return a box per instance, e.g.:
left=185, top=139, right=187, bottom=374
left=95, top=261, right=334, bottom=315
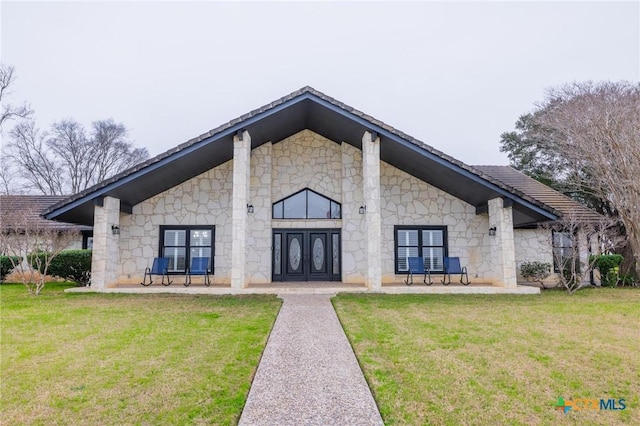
left=64, top=282, right=540, bottom=295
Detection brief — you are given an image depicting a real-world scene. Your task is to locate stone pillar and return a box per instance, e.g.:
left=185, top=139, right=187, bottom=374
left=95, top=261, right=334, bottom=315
left=247, top=142, right=272, bottom=284
left=231, top=130, right=251, bottom=289
left=488, top=197, right=517, bottom=287
left=91, top=196, right=120, bottom=289
left=362, top=131, right=382, bottom=290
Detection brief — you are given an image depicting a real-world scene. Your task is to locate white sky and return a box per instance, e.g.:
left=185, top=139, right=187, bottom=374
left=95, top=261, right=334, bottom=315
left=2, top=1, right=639, bottom=166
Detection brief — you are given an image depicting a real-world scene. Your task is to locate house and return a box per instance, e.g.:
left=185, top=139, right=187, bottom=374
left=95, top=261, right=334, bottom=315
left=475, top=166, right=602, bottom=286
left=0, top=195, right=93, bottom=251
left=1, top=195, right=92, bottom=281
left=42, top=87, right=597, bottom=291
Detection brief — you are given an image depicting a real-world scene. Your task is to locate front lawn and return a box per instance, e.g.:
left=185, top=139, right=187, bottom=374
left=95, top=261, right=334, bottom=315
left=1, top=283, right=282, bottom=425
left=334, top=289, right=640, bottom=425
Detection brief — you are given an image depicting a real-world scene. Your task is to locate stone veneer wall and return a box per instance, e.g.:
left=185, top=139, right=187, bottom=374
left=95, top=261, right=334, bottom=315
left=514, top=228, right=554, bottom=284
left=271, top=130, right=343, bottom=202
left=341, top=143, right=365, bottom=283
left=270, top=130, right=350, bottom=282
left=118, top=161, right=234, bottom=284
left=114, top=128, right=539, bottom=286
left=514, top=228, right=596, bottom=286
left=380, top=162, right=492, bottom=284
left=247, top=143, right=272, bottom=283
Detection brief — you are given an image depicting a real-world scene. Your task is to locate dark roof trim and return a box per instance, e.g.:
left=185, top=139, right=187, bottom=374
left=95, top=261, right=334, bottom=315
left=44, top=95, right=309, bottom=220
left=308, top=96, right=557, bottom=220
left=44, top=86, right=557, bottom=222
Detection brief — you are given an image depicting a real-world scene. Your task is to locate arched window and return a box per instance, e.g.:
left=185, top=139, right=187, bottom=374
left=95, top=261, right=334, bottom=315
left=272, top=188, right=341, bottom=219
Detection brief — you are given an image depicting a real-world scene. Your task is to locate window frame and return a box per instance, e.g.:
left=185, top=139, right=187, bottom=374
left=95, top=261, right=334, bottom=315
left=159, top=225, right=215, bottom=274
left=82, top=230, right=93, bottom=250
left=394, top=225, right=448, bottom=274
left=272, top=188, right=341, bottom=220
left=552, top=230, right=575, bottom=273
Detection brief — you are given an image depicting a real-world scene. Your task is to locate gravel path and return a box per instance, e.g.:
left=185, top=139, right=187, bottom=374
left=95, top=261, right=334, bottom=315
left=238, top=294, right=384, bottom=426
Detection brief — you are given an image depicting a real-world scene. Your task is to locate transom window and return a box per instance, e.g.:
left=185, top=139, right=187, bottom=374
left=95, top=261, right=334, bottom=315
left=394, top=226, right=447, bottom=274
left=273, top=188, right=341, bottom=219
left=159, top=226, right=214, bottom=274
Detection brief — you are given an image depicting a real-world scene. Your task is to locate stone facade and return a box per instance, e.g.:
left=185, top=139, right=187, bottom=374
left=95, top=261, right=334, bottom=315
left=514, top=227, right=596, bottom=286
left=99, top=129, right=538, bottom=288
left=118, top=161, right=234, bottom=285
left=514, top=228, right=554, bottom=284
left=232, top=131, right=251, bottom=289
left=341, top=142, right=365, bottom=283
left=379, top=162, right=502, bottom=284
left=488, top=198, right=517, bottom=287
left=362, top=132, right=382, bottom=290
left=92, top=197, right=121, bottom=289
left=247, top=142, right=273, bottom=284
left=271, top=130, right=343, bottom=202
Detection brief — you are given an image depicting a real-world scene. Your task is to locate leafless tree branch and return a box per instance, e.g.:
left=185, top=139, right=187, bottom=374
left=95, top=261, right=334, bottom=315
left=532, top=81, right=640, bottom=275
left=7, top=121, right=64, bottom=195
left=0, top=64, right=33, bottom=132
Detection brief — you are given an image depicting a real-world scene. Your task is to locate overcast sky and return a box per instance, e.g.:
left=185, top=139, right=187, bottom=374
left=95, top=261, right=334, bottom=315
left=2, top=1, right=638, bottom=167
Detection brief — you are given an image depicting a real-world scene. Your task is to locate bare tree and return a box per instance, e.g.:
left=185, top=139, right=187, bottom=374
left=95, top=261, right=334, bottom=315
left=0, top=201, right=78, bottom=295
left=48, top=119, right=94, bottom=194
left=531, top=81, right=640, bottom=275
left=8, top=121, right=63, bottom=195
left=542, top=211, right=624, bottom=293
left=0, top=64, right=32, bottom=132
left=0, top=156, right=15, bottom=195
left=6, top=118, right=149, bottom=195
left=89, top=119, right=148, bottom=183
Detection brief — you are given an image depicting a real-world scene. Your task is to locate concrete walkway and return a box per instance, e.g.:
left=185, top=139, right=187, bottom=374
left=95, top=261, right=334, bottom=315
left=238, top=294, right=384, bottom=426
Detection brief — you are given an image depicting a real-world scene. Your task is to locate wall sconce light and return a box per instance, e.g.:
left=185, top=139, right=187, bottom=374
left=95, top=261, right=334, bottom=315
left=111, top=225, right=120, bottom=235
left=247, top=203, right=254, bottom=214
left=489, top=226, right=497, bottom=236
left=359, top=205, right=367, bottom=215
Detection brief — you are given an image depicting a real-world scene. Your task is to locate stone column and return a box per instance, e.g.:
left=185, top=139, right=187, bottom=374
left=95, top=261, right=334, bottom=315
left=362, top=131, right=382, bottom=290
left=91, top=196, right=121, bottom=289
left=488, top=197, right=517, bottom=288
left=231, top=130, right=251, bottom=289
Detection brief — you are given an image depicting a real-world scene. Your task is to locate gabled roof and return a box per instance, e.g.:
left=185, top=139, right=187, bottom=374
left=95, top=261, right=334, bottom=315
left=0, top=195, right=91, bottom=231
left=474, top=166, right=603, bottom=225
left=43, top=86, right=559, bottom=226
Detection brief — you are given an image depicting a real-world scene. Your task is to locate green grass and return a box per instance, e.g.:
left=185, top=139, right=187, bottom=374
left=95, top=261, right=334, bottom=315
left=1, top=282, right=282, bottom=425
left=333, top=288, right=640, bottom=425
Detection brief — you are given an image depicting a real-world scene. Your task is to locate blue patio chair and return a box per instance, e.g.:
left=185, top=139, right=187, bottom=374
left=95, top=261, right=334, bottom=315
left=405, top=256, right=430, bottom=286
left=185, top=256, right=211, bottom=287
left=141, top=257, right=172, bottom=286
left=441, top=256, right=470, bottom=285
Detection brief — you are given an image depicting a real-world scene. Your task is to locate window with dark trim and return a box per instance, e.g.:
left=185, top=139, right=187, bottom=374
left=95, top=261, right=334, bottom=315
left=394, top=226, right=447, bottom=274
left=272, top=188, right=341, bottom=219
left=552, top=230, right=575, bottom=273
left=159, top=226, right=214, bottom=274
left=82, top=231, right=93, bottom=250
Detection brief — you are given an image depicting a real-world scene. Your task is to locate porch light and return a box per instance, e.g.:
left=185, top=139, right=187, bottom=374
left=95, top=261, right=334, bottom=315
left=111, top=225, right=121, bottom=235
left=359, top=205, right=366, bottom=215
left=489, top=226, right=497, bottom=236
left=247, top=203, right=254, bottom=214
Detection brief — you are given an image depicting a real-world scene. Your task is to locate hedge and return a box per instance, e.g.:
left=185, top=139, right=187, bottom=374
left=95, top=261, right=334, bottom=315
left=0, top=256, right=21, bottom=282
left=29, top=250, right=92, bottom=286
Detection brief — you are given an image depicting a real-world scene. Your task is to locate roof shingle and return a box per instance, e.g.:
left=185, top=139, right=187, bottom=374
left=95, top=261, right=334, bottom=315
left=1, top=195, right=91, bottom=231
left=473, top=166, right=603, bottom=223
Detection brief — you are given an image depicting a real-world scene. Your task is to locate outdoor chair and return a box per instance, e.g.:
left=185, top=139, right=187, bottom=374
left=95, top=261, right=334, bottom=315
left=440, top=256, right=470, bottom=285
left=185, top=256, right=211, bottom=287
left=405, top=256, right=429, bottom=286
left=141, top=257, right=172, bottom=286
